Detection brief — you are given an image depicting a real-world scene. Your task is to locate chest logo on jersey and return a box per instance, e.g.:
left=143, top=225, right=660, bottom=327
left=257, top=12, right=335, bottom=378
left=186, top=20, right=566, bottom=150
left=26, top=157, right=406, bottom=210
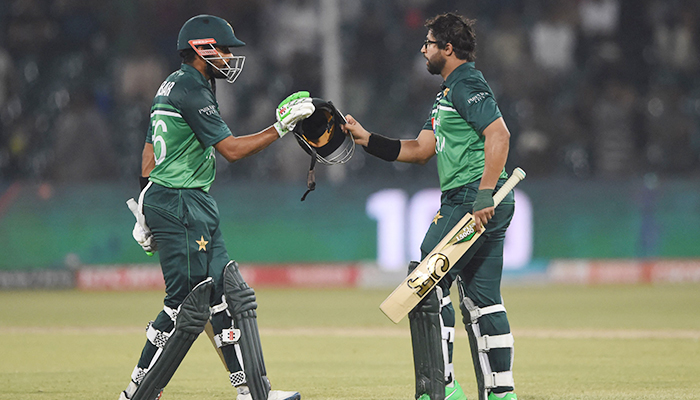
left=196, top=236, right=209, bottom=252
left=156, top=81, right=175, bottom=97
left=198, top=105, right=217, bottom=116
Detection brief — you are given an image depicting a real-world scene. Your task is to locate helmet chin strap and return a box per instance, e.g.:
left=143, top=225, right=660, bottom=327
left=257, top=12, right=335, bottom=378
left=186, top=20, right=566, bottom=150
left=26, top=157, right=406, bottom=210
left=300, top=147, right=317, bottom=202
left=205, top=64, right=217, bottom=95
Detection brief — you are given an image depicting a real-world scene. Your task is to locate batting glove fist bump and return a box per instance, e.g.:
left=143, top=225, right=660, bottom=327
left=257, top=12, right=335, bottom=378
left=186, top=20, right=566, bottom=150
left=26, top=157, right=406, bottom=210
left=274, top=91, right=315, bottom=137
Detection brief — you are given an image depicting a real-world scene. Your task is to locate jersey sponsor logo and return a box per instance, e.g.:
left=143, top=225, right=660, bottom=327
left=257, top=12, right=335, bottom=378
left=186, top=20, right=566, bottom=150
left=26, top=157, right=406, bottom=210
left=198, top=104, right=218, bottom=116
left=467, top=92, right=489, bottom=105
left=156, top=81, right=176, bottom=97
left=189, top=38, right=217, bottom=46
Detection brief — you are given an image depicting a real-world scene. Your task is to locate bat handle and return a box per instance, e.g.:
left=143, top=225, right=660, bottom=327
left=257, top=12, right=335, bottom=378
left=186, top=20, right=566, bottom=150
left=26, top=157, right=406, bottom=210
left=492, top=167, right=526, bottom=207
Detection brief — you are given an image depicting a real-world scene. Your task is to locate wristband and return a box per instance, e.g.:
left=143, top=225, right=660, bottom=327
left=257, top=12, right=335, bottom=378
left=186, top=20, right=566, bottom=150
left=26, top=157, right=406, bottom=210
left=363, top=133, right=401, bottom=162
left=139, top=176, right=149, bottom=192
left=472, top=189, right=494, bottom=212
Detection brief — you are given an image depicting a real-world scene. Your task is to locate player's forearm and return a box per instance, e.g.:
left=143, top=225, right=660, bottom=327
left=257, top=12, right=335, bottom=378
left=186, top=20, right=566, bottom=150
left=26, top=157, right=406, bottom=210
left=215, top=126, right=278, bottom=162
left=396, top=129, right=436, bottom=164
left=480, top=128, right=509, bottom=190
left=141, top=143, right=155, bottom=177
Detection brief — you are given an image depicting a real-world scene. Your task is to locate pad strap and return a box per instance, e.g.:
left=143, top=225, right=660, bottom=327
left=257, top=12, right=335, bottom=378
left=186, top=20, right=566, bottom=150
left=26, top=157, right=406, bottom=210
left=476, top=333, right=514, bottom=352
left=484, top=371, right=515, bottom=389
left=463, top=298, right=507, bottom=324
left=163, top=305, right=178, bottom=321
left=229, top=371, right=246, bottom=387
left=131, top=366, right=147, bottom=385
left=146, top=321, right=171, bottom=348
left=211, top=298, right=228, bottom=315
left=213, top=328, right=242, bottom=348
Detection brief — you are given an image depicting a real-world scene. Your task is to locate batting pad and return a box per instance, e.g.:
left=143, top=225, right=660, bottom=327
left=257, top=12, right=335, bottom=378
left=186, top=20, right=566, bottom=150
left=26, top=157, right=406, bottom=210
left=131, top=278, right=213, bottom=400
left=409, top=261, right=445, bottom=400
left=224, top=261, right=271, bottom=400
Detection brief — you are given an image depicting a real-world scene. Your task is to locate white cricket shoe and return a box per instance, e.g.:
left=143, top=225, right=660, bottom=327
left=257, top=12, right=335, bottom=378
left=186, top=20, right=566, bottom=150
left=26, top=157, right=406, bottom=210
left=118, top=382, right=162, bottom=400
left=237, top=385, right=300, bottom=400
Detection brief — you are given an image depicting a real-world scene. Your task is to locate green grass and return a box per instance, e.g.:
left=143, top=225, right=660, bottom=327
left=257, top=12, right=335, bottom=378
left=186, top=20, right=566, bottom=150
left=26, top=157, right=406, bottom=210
left=0, top=284, right=699, bottom=399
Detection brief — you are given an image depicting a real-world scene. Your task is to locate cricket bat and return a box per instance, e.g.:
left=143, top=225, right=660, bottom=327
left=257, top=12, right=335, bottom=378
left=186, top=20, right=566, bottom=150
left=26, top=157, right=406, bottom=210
left=379, top=167, right=526, bottom=323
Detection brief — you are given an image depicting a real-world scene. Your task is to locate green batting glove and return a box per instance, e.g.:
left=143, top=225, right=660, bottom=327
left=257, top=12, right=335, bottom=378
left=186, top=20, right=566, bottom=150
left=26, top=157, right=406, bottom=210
left=274, top=91, right=315, bottom=137
left=472, top=189, right=494, bottom=213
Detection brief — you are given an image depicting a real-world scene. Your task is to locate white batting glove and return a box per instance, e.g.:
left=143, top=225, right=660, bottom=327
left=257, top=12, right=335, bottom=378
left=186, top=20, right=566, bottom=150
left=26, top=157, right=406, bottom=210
left=274, top=91, right=315, bottom=137
left=127, top=198, right=156, bottom=256
left=132, top=222, right=157, bottom=253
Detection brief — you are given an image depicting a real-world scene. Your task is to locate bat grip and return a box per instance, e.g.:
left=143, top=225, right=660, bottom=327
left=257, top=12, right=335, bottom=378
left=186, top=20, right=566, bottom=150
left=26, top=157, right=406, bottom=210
left=492, top=167, right=526, bottom=206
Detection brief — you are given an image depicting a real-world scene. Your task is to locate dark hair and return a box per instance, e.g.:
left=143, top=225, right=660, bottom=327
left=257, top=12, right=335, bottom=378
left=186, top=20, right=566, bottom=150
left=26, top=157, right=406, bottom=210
left=179, top=49, right=197, bottom=64
left=425, top=12, right=477, bottom=62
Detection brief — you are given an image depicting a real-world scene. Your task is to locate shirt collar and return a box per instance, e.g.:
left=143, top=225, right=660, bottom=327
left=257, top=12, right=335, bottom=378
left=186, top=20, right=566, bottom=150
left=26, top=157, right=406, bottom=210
left=181, top=63, right=209, bottom=86
left=442, top=62, right=475, bottom=89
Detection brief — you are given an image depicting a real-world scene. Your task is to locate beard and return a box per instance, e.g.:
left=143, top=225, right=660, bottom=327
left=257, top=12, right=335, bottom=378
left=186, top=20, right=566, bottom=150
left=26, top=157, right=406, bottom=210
left=206, top=63, right=228, bottom=79
left=426, top=53, right=446, bottom=75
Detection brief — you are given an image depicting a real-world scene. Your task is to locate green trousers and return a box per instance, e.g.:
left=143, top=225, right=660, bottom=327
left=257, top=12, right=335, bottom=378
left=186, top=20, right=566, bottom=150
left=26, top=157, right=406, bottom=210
left=418, top=178, right=515, bottom=390
left=144, top=183, right=231, bottom=308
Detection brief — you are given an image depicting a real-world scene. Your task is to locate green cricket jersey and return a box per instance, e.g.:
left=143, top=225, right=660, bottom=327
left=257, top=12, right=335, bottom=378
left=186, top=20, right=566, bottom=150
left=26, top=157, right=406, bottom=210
left=422, top=62, right=508, bottom=191
left=146, top=64, right=232, bottom=192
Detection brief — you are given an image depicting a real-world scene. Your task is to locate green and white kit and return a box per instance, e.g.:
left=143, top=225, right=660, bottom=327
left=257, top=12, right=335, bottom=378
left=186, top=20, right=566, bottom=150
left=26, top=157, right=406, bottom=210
left=412, top=62, right=516, bottom=400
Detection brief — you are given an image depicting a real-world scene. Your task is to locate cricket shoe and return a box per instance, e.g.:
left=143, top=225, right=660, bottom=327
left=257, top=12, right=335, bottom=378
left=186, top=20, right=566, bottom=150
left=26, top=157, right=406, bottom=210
left=416, top=380, right=467, bottom=400
left=236, top=385, right=300, bottom=400
left=119, top=388, right=162, bottom=400
left=488, top=392, right=517, bottom=400
left=118, top=382, right=162, bottom=400
left=446, top=380, right=466, bottom=400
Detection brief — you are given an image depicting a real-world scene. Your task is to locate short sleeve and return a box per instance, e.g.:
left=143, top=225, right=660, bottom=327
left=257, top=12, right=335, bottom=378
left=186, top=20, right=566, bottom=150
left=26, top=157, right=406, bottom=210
left=451, top=79, right=502, bottom=134
left=422, top=114, right=433, bottom=131
left=179, top=86, right=232, bottom=148
left=145, top=119, right=153, bottom=144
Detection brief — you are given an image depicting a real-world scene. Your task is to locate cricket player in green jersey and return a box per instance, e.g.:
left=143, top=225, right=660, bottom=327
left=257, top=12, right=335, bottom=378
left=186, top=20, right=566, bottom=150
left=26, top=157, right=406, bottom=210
left=121, top=15, right=313, bottom=400
left=344, top=12, right=517, bottom=400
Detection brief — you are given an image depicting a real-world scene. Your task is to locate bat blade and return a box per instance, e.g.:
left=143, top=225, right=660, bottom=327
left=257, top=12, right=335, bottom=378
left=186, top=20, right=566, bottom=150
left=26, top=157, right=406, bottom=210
left=380, top=214, right=482, bottom=323
left=379, top=167, right=526, bottom=323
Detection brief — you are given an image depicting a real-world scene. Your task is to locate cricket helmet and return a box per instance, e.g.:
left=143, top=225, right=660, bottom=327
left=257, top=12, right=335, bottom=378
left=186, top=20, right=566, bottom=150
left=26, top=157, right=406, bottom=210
left=293, top=97, right=355, bottom=201
left=177, top=15, right=246, bottom=83
left=293, top=98, right=355, bottom=165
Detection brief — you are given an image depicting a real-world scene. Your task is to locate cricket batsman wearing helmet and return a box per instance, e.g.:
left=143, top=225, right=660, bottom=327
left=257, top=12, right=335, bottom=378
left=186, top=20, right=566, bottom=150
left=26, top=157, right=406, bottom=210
left=344, top=12, right=518, bottom=400
left=120, top=14, right=312, bottom=400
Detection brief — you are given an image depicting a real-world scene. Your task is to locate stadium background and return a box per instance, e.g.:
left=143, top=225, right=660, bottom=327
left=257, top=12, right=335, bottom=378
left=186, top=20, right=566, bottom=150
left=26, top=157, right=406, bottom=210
left=0, top=0, right=699, bottom=289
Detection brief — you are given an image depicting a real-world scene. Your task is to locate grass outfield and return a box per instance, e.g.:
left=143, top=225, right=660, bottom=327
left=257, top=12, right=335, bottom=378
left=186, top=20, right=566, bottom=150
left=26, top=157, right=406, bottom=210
left=0, top=284, right=699, bottom=399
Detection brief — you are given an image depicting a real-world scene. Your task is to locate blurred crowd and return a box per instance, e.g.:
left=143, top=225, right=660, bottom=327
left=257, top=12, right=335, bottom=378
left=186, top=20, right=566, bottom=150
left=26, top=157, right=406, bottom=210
left=0, top=0, right=699, bottom=185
